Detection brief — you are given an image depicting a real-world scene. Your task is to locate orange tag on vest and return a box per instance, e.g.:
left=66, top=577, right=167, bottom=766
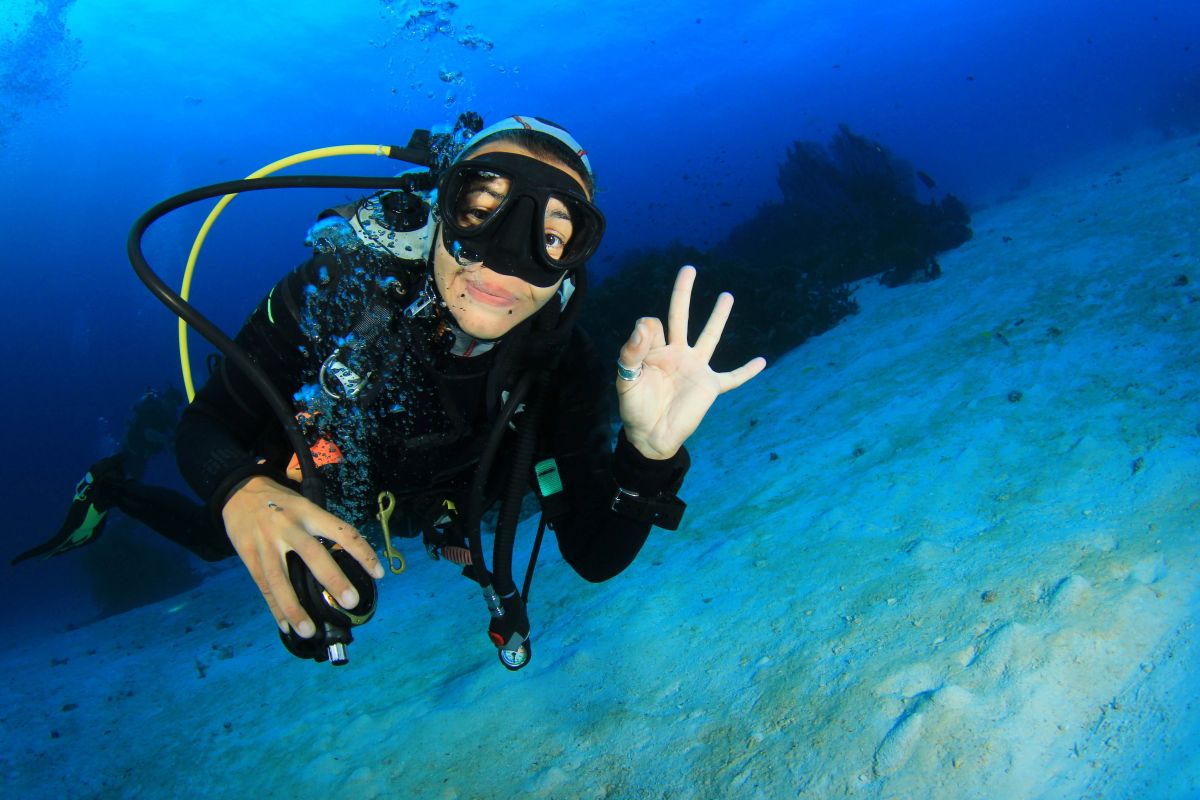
left=286, top=438, right=344, bottom=482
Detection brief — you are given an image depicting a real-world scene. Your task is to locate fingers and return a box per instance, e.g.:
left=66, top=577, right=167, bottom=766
left=618, top=317, right=664, bottom=372
left=239, top=545, right=290, bottom=634
left=223, top=478, right=381, bottom=639
left=717, top=356, right=768, bottom=394
left=667, top=266, right=696, bottom=347
left=694, top=292, right=734, bottom=362
left=274, top=502, right=379, bottom=631
left=256, top=533, right=315, bottom=638
left=617, top=318, right=665, bottom=396
left=290, top=533, right=362, bottom=611
left=641, top=316, right=666, bottom=349
left=301, top=505, right=385, bottom=581
left=618, top=321, right=651, bottom=373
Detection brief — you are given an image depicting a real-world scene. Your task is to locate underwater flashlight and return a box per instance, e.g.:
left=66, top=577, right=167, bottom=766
left=279, top=542, right=378, bottom=665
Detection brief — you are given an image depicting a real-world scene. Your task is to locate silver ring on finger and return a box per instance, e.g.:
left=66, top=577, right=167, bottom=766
left=616, top=360, right=643, bottom=382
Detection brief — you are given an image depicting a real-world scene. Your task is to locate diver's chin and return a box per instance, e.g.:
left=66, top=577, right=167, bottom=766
left=444, top=301, right=522, bottom=341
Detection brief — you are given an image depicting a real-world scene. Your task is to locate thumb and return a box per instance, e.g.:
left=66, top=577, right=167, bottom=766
left=619, top=320, right=651, bottom=369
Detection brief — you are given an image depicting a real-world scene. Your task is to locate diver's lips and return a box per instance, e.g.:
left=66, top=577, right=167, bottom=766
left=465, top=281, right=518, bottom=307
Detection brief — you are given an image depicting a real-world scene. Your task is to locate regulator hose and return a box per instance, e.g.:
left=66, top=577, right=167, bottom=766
left=127, top=173, right=425, bottom=505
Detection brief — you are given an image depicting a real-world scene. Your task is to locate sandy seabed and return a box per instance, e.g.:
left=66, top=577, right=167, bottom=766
left=3, top=134, right=1198, bottom=799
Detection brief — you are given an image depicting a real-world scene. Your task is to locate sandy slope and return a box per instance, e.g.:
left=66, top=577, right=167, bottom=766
left=2, top=134, right=1197, bottom=800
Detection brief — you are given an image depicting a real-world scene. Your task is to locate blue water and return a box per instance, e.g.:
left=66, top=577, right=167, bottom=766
left=2, top=4, right=1199, bottom=797
left=0, top=0, right=1194, bottom=642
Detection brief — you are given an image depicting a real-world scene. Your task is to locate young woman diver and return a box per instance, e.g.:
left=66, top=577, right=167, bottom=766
left=155, top=114, right=764, bottom=668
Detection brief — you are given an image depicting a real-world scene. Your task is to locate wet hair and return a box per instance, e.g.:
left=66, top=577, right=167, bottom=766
left=460, top=127, right=596, bottom=198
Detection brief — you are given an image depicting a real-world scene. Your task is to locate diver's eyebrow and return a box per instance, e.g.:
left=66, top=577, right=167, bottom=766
left=547, top=207, right=572, bottom=222
left=466, top=185, right=507, bottom=202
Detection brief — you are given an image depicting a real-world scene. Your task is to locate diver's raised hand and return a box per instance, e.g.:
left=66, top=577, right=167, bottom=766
left=616, top=265, right=766, bottom=460
left=222, top=476, right=385, bottom=638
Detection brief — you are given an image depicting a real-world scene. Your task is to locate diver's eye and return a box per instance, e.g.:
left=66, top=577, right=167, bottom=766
left=456, top=194, right=500, bottom=229
left=461, top=207, right=493, bottom=225
left=543, top=199, right=574, bottom=260
left=454, top=172, right=510, bottom=230
left=544, top=231, right=565, bottom=258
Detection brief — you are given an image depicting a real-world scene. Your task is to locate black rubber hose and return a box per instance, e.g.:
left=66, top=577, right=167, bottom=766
left=521, top=517, right=549, bottom=603
left=127, top=173, right=424, bottom=506
left=463, top=371, right=533, bottom=586
left=487, top=268, right=586, bottom=597
left=491, top=373, right=548, bottom=597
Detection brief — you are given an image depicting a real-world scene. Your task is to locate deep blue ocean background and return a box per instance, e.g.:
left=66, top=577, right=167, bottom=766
left=0, top=0, right=1195, bottom=639
left=3, top=4, right=1200, bottom=797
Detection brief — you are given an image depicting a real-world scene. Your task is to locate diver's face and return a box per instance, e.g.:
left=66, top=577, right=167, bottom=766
left=433, top=142, right=589, bottom=340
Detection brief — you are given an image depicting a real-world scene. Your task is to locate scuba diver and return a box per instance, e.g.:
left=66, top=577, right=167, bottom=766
left=177, top=115, right=766, bottom=659
left=162, top=113, right=764, bottom=667
left=11, top=385, right=231, bottom=565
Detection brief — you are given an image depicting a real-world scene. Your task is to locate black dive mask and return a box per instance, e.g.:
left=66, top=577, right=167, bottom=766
left=438, top=151, right=605, bottom=287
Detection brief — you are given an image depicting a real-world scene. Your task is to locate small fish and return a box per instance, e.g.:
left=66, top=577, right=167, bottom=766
left=916, top=170, right=936, bottom=189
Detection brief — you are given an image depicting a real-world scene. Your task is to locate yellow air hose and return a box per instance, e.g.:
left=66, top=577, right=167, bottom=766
left=178, top=145, right=396, bottom=401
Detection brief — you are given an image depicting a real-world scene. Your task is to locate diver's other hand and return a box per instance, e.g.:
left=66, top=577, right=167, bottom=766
left=616, top=265, right=766, bottom=460
left=221, top=476, right=385, bottom=638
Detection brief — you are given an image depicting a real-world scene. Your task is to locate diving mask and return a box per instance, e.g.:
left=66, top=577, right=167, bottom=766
left=438, top=151, right=605, bottom=287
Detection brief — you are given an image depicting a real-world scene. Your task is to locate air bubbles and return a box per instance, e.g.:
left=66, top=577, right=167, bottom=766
left=458, top=33, right=494, bottom=51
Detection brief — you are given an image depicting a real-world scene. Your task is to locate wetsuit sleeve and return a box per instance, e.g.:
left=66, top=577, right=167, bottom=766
left=175, top=258, right=326, bottom=526
left=536, top=328, right=690, bottom=583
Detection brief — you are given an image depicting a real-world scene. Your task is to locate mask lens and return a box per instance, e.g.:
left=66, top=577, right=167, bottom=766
left=543, top=192, right=602, bottom=266
left=452, top=168, right=510, bottom=232
left=541, top=195, right=575, bottom=263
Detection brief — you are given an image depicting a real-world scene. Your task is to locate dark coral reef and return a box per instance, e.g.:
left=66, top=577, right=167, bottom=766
left=584, top=125, right=973, bottom=369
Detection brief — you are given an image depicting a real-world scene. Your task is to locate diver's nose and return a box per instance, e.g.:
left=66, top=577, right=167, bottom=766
left=486, top=196, right=537, bottom=275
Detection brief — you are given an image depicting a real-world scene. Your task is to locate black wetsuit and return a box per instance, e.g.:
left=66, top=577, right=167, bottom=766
left=175, top=246, right=689, bottom=582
